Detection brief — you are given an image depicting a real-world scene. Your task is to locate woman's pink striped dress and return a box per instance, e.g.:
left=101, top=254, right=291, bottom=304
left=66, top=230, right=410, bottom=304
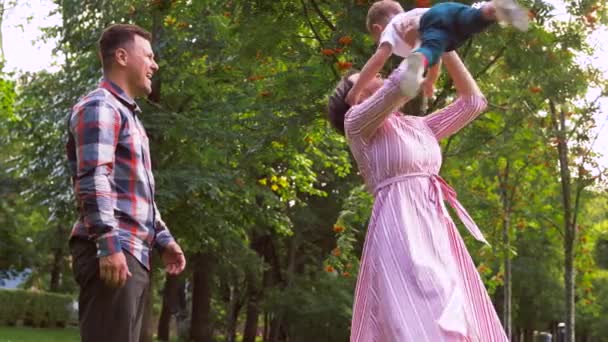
left=344, top=68, right=508, bottom=342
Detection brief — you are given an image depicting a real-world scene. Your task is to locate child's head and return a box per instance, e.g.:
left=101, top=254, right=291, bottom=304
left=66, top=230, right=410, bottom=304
left=366, top=0, right=405, bottom=42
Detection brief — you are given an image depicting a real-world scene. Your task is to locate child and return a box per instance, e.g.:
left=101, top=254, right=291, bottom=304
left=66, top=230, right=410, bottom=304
left=346, top=0, right=529, bottom=104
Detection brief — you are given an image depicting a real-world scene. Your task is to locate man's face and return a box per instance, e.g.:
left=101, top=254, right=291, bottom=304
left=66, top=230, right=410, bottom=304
left=124, top=35, right=159, bottom=98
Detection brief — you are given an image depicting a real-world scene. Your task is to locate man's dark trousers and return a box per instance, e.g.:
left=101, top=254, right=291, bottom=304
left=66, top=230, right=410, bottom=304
left=70, top=238, right=150, bottom=342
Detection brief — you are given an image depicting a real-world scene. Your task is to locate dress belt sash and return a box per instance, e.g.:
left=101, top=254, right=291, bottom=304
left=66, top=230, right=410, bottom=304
left=374, top=173, right=489, bottom=244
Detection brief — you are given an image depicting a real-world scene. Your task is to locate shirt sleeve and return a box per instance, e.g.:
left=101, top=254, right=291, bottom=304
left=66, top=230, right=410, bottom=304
left=378, top=23, right=399, bottom=52
left=384, top=10, right=429, bottom=57
left=409, top=7, right=430, bottom=18
left=69, top=102, right=122, bottom=257
left=423, top=95, right=488, bottom=140
left=344, top=67, right=411, bottom=140
left=153, top=202, right=175, bottom=252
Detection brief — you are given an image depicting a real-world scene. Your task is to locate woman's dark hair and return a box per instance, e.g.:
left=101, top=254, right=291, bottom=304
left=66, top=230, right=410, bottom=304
left=327, top=69, right=359, bottom=135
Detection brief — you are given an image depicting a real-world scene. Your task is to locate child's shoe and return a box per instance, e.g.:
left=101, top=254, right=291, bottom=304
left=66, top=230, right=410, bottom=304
left=400, top=53, right=425, bottom=98
left=493, top=0, right=530, bottom=31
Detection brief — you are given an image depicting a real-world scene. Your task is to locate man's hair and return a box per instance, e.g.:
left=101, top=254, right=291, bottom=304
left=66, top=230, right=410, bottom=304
left=366, top=0, right=405, bottom=32
left=327, top=70, right=359, bottom=135
left=98, top=24, right=152, bottom=71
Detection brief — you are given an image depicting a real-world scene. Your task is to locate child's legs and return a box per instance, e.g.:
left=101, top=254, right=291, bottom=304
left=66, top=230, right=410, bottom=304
left=413, top=28, right=449, bottom=67
left=421, top=2, right=494, bottom=51
left=449, top=3, right=494, bottom=37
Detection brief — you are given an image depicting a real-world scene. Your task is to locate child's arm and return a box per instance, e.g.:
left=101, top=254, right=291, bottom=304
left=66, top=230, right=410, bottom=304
left=345, top=43, right=392, bottom=106
left=422, top=60, right=441, bottom=98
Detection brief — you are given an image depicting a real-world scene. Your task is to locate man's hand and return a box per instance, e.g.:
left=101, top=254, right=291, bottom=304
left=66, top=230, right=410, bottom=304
left=99, top=252, right=132, bottom=288
left=162, top=241, right=186, bottom=275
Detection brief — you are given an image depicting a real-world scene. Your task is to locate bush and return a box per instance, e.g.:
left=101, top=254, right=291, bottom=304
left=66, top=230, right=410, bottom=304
left=0, top=289, right=29, bottom=325
left=0, top=289, right=74, bottom=328
left=265, top=272, right=355, bottom=342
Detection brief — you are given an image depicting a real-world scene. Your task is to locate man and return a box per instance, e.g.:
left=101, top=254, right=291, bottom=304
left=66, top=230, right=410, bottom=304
left=66, top=24, right=186, bottom=342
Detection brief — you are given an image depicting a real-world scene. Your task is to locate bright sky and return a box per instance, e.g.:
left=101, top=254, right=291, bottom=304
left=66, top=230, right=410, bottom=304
left=544, top=0, right=608, bottom=172
left=1, top=0, right=607, bottom=168
left=2, top=0, right=62, bottom=73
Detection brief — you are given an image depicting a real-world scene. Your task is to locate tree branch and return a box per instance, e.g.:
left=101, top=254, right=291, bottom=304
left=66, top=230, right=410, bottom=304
left=444, top=110, right=530, bottom=157
left=300, top=0, right=325, bottom=46
left=571, top=176, right=585, bottom=230
left=508, top=159, right=532, bottom=205
left=309, top=0, right=336, bottom=31
left=430, top=45, right=505, bottom=112
left=429, top=40, right=508, bottom=111
left=473, top=46, right=506, bottom=79
left=300, top=0, right=338, bottom=79
left=550, top=100, right=574, bottom=239
left=293, top=35, right=318, bottom=39
left=539, top=214, right=565, bottom=239
left=566, top=93, right=603, bottom=141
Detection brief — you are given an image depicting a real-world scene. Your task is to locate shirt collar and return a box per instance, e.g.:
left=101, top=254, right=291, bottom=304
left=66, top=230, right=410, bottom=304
left=100, top=79, right=142, bottom=113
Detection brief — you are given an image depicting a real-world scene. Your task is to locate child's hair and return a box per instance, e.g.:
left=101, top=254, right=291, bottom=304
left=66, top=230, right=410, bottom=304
left=366, top=0, right=405, bottom=32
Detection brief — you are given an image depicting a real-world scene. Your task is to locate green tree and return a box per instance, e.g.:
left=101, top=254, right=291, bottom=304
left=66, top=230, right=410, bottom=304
left=3, top=0, right=607, bottom=340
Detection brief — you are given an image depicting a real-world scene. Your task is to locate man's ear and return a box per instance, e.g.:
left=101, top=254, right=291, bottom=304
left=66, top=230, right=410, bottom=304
left=115, top=48, right=128, bottom=67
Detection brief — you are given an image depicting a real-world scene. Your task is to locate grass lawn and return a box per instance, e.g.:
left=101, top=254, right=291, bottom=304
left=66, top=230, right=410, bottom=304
left=0, top=326, right=264, bottom=341
left=0, top=326, right=80, bottom=342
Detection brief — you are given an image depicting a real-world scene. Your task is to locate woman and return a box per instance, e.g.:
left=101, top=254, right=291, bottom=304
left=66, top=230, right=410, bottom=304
left=327, top=49, right=507, bottom=340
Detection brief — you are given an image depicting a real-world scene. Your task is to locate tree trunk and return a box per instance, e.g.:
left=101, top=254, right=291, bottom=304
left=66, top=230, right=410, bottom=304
left=550, top=101, right=575, bottom=342
left=49, top=246, right=64, bottom=292
left=493, top=284, right=504, bottom=331
left=499, top=162, right=512, bottom=340
left=49, top=224, right=67, bottom=292
left=243, top=278, right=260, bottom=342
left=190, top=253, right=214, bottom=342
left=267, top=315, right=286, bottom=342
left=149, top=0, right=166, bottom=104
left=503, top=216, right=512, bottom=341
left=225, top=284, right=242, bottom=342
left=266, top=235, right=293, bottom=342
left=267, top=234, right=297, bottom=342
left=139, top=8, right=166, bottom=341
left=158, top=274, right=180, bottom=341
left=564, top=229, right=575, bottom=342
left=248, top=233, right=284, bottom=342
left=140, top=266, right=155, bottom=342
left=263, top=312, right=270, bottom=341
left=524, top=328, right=534, bottom=342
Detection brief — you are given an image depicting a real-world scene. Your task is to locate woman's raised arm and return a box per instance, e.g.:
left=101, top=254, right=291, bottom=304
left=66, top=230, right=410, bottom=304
left=423, top=51, right=487, bottom=140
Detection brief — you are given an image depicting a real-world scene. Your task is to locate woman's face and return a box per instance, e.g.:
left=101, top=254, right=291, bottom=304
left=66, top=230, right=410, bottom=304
left=349, top=72, right=384, bottom=104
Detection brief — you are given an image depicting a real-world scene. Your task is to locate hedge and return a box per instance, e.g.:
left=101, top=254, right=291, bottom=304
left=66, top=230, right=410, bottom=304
left=0, top=289, right=74, bottom=327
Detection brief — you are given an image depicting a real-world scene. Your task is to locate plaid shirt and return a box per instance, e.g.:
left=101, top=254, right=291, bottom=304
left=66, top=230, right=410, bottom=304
left=66, top=79, right=174, bottom=269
